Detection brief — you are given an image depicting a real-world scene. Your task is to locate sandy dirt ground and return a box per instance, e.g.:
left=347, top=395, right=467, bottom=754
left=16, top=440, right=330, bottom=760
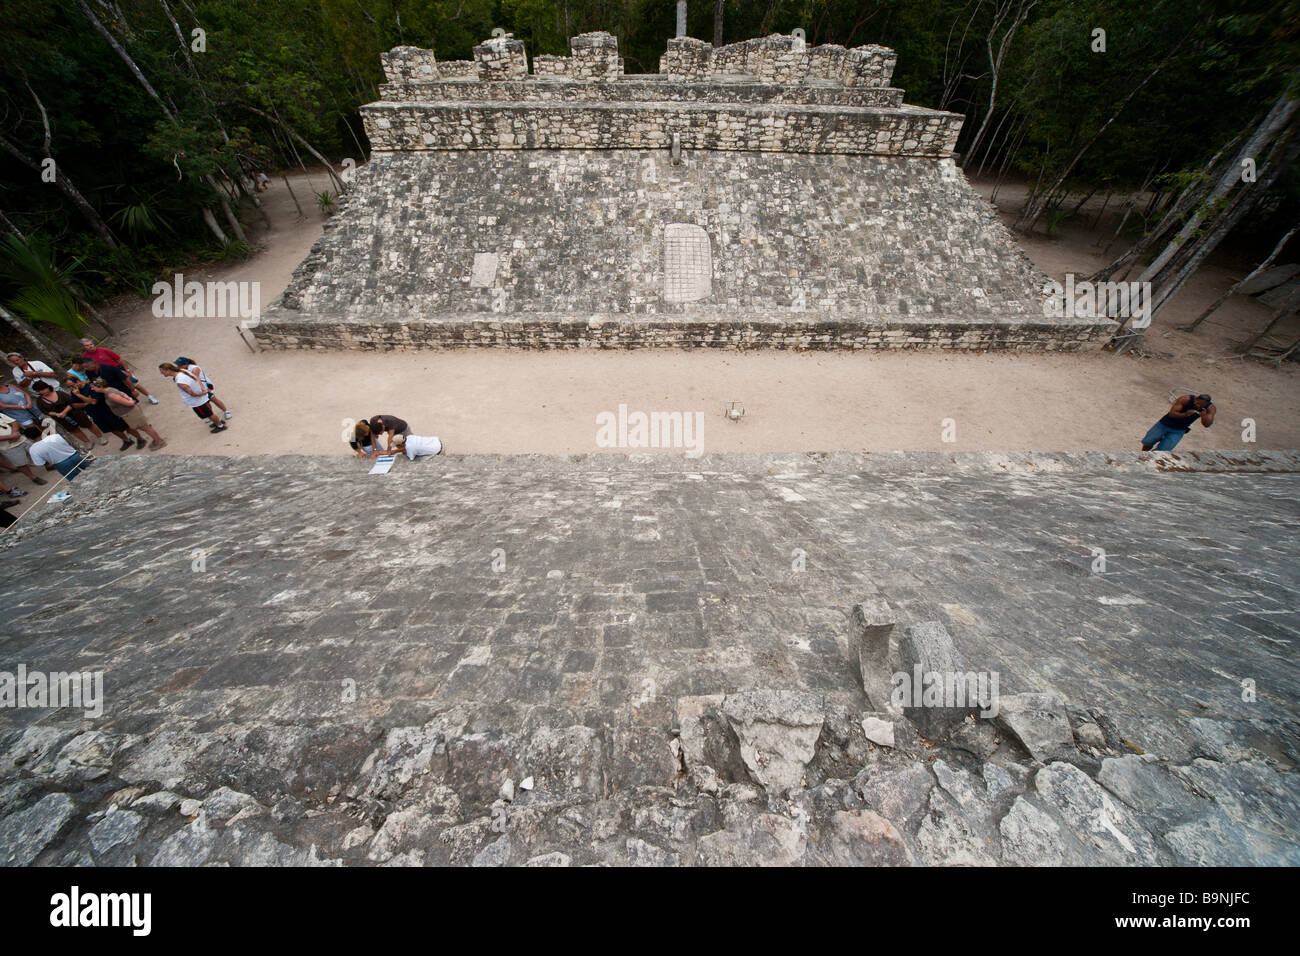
left=5, top=166, right=1298, bottom=520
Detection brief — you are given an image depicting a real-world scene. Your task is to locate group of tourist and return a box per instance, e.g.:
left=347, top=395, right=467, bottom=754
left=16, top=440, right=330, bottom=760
left=0, top=326, right=1216, bottom=528
left=349, top=414, right=443, bottom=461
left=0, top=340, right=235, bottom=520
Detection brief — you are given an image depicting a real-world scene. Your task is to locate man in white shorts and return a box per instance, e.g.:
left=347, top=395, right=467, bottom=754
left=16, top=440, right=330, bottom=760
left=0, top=412, right=49, bottom=487
left=392, top=433, right=444, bottom=460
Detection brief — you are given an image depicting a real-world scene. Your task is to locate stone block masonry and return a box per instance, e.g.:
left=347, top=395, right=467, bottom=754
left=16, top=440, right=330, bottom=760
left=3, top=452, right=1298, bottom=865
left=362, top=101, right=960, bottom=156
left=255, top=149, right=1107, bottom=350
left=473, top=35, right=528, bottom=80
left=364, top=32, right=954, bottom=157
left=377, top=80, right=906, bottom=109
left=258, top=31, right=1105, bottom=352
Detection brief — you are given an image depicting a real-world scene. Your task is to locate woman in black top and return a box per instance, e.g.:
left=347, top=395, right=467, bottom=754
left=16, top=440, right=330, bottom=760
left=67, top=374, right=131, bottom=449
left=32, top=381, right=105, bottom=445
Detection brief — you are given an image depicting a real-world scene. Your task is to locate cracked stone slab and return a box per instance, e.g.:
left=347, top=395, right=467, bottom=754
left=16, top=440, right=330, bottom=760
left=814, top=809, right=911, bottom=866
left=696, top=811, right=807, bottom=866
left=898, top=621, right=977, bottom=741
left=999, top=794, right=1089, bottom=866
left=853, top=759, right=933, bottom=826
left=996, top=693, right=1077, bottom=763
left=722, top=689, right=825, bottom=794
left=853, top=598, right=898, bottom=713
left=89, top=808, right=148, bottom=855
left=0, top=792, right=76, bottom=865
left=1032, top=762, right=1159, bottom=864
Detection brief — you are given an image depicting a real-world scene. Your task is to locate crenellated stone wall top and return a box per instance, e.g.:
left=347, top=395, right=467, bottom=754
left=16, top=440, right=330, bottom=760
left=379, top=32, right=897, bottom=89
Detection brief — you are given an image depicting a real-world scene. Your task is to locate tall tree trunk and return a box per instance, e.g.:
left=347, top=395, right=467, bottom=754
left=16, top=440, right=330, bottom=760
left=1100, top=160, right=1160, bottom=254
left=67, top=281, right=116, bottom=336
left=201, top=206, right=227, bottom=243
left=244, top=105, right=348, bottom=192
left=1182, top=225, right=1297, bottom=332
left=1143, top=127, right=1300, bottom=322
left=1271, top=333, right=1300, bottom=364
left=206, top=174, right=248, bottom=243
left=1089, top=190, right=1113, bottom=231
left=0, top=305, right=66, bottom=370
left=0, top=208, right=25, bottom=241
left=160, top=0, right=225, bottom=138
left=281, top=173, right=305, bottom=219
left=0, top=135, right=120, bottom=248
left=963, top=0, right=1037, bottom=169
left=1138, top=91, right=1299, bottom=285
left=713, top=0, right=724, bottom=46
left=940, top=3, right=984, bottom=111
left=1241, top=284, right=1300, bottom=353
left=989, top=121, right=1028, bottom=204
left=76, top=0, right=177, bottom=124
left=1016, top=52, right=1173, bottom=233
left=974, top=107, right=1013, bottom=176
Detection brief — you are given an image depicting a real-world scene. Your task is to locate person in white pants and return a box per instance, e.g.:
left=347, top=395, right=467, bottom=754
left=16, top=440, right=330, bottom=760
left=392, top=434, right=443, bottom=460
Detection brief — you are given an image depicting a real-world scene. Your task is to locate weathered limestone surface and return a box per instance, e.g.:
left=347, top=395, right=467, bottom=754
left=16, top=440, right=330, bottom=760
left=256, top=151, right=1097, bottom=351
left=1, top=451, right=1297, bottom=865
left=257, top=31, right=1098, bottom=353
left=378, top=79, right=907, bottom=107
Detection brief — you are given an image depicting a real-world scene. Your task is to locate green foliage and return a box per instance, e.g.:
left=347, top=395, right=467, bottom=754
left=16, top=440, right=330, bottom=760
left=215, top=239, right=255, bottom=261
left=0, top=0, right=1293, bottom=300
left=1044, top=209, right=1072, bottom=237
left=0, top=236, right=87, bottom=335
left=111, top=199, right=174, bottom=244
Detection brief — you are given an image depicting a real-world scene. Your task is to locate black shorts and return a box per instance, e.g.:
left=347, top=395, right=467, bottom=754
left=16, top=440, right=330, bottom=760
left=190, top=402, right=213, bottom=419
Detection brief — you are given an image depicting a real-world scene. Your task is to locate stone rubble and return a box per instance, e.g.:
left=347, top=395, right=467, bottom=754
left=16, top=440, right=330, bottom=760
left=2, top=676, right=1295, bottom=865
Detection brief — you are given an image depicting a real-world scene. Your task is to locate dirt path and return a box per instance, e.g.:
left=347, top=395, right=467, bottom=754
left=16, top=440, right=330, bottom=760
left=21, top=168, right=1300, bottom=492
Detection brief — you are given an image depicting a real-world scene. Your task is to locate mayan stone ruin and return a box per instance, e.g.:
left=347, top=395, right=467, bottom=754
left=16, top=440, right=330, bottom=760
left=2, top=451, right=1298, bottom=867
left=2, top=17, right=1296, bottom=878
left=249, top=32, right=1115, bottom=351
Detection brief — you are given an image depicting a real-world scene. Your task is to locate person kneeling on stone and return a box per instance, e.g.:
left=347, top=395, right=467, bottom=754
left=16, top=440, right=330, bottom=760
left=1141, top=393, right=1215, bottom=451
left=350, top=421, right=378, bottom=459
left=366, top=415, right=410, bottom=457
left=22, top=426, right=89, bottom=480
left=392, top=433, right=444, bottom=460
left=351, top=415, right=409, bottom=459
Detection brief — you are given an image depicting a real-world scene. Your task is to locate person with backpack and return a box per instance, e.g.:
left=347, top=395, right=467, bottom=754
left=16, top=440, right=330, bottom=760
left=172, top=357, right=231, bottom=420
left=158, top=363, right=226, bottom=433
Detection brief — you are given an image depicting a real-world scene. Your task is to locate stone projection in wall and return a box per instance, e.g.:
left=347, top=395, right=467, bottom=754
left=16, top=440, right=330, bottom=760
left=251, top=32, right=1116, bottom=351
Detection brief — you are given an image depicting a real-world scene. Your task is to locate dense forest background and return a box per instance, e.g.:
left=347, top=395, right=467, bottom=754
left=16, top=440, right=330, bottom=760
left=0, top=0, right=1297, bottom=346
